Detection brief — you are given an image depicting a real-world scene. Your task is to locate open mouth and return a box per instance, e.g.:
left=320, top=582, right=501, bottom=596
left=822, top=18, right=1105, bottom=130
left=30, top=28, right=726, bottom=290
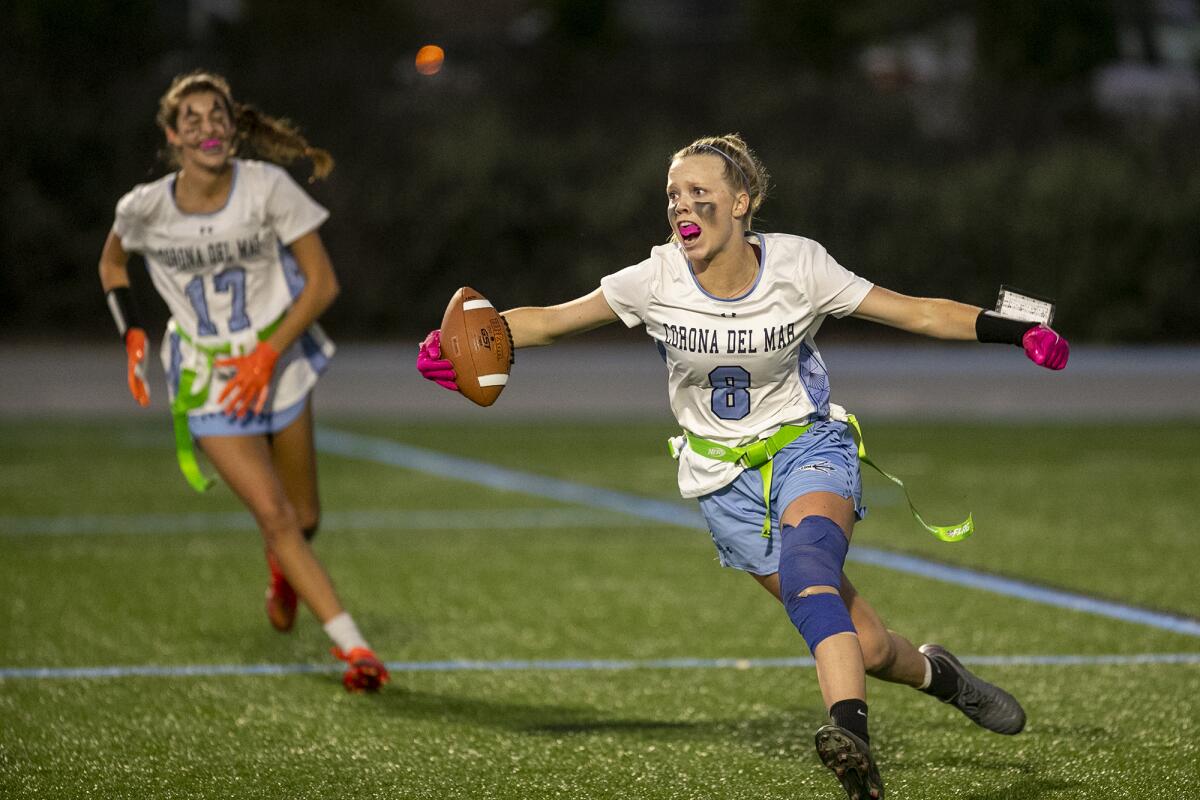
left=679, top=222, right=701, bottom=242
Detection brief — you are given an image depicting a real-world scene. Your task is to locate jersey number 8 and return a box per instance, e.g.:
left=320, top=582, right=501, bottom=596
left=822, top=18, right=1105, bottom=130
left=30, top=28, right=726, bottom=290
left=708, top=365, right=751, bottom=420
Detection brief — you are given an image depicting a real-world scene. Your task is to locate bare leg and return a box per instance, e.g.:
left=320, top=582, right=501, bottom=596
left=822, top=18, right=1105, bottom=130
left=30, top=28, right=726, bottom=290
left=775, top=491, right=865, bottom=709
left=752, top=569, right=926, bottom=688
left=269, top=400, right=320, bottom=533
left=840, top=575, right=927, bottom=686
left=199, top=430, right=344, bottom=623
left=756, top=490, right=926, bottom=689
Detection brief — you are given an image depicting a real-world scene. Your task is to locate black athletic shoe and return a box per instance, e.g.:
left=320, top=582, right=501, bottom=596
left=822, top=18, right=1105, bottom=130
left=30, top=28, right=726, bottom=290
left=815, top=724, right=884, bottom=800
left=919, top=643, right=1026, bottom=735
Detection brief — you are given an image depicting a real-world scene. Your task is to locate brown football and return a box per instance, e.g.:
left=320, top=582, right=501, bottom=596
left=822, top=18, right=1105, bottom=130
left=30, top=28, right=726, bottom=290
left=439, top=286, right=513, bottom=407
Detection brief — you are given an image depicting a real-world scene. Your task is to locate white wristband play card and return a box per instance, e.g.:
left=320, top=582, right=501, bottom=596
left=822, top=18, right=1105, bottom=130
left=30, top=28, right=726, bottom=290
left=996, top=285, right=1055, bottom=325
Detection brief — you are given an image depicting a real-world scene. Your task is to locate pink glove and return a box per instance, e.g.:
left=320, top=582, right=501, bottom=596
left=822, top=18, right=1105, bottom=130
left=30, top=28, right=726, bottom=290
left=417, top=330, right=458, bottom=391
left=1022, top=324, right=1069, bottom=370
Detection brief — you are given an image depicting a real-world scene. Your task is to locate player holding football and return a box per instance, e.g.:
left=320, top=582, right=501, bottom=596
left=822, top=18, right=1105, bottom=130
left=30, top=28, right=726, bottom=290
left=418, top=134, right=1068, bottom=798
left=98, top=70, right=388, bottom=692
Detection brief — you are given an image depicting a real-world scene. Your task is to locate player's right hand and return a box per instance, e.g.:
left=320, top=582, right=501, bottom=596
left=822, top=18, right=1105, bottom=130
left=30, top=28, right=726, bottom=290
left=417, top=330, right=458, bottom=391
left=125, top=327, right=151, bottom=406
left=1022, top=324, right=1069, bottom=370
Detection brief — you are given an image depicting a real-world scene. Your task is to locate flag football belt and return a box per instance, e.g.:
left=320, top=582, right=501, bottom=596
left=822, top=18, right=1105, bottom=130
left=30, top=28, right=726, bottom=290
left=684, top=422, right=813, bottom=537
left=681, top=415, right=974, bottom=543
left=168, top=313, right=284, bottom=493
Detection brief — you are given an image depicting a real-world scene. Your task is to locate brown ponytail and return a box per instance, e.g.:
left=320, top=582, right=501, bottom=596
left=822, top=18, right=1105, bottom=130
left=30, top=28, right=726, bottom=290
left=157, top=70, right=334, bottom=182
left=233, top=103, right=334, bottom=183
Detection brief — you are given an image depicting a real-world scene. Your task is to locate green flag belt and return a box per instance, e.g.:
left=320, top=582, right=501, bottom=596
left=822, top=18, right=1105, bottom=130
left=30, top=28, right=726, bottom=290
left=168, top=314, right=284, bottom=493
left=678, top=415, right=974, bottom=543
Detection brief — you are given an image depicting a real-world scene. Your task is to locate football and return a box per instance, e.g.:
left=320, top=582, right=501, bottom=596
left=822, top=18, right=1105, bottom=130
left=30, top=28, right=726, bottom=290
left=439, top=286, right=513, bottom=407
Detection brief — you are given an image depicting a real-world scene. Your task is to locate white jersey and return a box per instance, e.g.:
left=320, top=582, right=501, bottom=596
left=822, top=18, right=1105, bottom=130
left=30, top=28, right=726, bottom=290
left=114, top=158, right=327, bottom=340
left=113, top=159, right=335, bottom=416
left=601, top=232, right=873, bottom=497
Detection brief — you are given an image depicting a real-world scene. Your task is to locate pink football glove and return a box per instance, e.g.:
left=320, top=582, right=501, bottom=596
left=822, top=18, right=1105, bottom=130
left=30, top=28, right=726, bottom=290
left=417, top=330, right=458, bottom=391
left=1022, top=324, right=1069, bottom=370
left=215, top=341, right=280, bottom=417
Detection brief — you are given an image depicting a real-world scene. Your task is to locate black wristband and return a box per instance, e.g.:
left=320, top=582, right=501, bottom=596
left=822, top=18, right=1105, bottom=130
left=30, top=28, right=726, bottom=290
left=975, top=310, right=1036, bottom=346
left=105, top=286, right=143, bottom=340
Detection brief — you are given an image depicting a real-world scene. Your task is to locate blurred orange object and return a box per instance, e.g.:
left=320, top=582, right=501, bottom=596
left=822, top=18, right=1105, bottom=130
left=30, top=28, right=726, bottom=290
left=125, top=327, right=150, bottom=407
left=415, top=44, right=444, bottom=76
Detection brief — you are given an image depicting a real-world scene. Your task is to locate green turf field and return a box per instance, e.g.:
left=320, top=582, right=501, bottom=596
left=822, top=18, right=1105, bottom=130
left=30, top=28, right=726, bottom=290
left=2, top=418, right=1198, bottom=799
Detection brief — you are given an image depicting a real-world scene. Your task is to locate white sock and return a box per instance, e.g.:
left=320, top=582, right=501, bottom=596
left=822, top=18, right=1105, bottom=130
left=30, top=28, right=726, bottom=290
left=918, top=654, right=933, bottom=690
left=323, top=612, right=369, bottom=653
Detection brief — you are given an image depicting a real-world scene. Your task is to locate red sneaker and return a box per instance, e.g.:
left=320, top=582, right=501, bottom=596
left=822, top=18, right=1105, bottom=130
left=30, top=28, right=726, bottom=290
left=332, top=647, right=390, bottom=693
left=264, top=551, right=297, bottom=633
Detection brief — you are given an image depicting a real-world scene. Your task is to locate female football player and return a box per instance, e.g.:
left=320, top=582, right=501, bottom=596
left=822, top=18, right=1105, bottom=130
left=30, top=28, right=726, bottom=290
left=417, top=134, right=1069, bottom=797
left=98, top=70, right=387, bottom=692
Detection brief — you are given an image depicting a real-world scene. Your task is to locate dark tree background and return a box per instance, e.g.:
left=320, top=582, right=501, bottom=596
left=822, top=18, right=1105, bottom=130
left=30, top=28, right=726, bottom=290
left=3, top=0, right=1197, bottom=342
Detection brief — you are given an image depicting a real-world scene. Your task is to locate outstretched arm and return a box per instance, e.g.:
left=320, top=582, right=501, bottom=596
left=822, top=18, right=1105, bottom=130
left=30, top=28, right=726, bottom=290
left=850, top=287, right=980, bottom=340
left=500, top=287, right=619, bottom=348
left=851, top=285, right=1069, bottom=369
left=416, top=287, right=620, bottom=391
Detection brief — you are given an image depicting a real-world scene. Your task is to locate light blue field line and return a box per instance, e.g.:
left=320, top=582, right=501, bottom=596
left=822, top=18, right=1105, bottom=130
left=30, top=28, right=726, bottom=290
left=316, top=428, right=697, bottom=527
left=3, top=652, right=1199, bottom=681
left=316, top=427, right=1200, bottom=639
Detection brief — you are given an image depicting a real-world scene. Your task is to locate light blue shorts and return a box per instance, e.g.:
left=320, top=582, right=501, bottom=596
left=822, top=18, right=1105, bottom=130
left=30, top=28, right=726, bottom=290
left=188, top=394, right=308, bottom=438
left=697, top=419, right=865, bottom=576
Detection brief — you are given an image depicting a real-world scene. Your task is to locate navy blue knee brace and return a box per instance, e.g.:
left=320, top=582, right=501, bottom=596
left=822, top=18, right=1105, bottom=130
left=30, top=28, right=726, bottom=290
left=780, top=515, right=855, bottom=653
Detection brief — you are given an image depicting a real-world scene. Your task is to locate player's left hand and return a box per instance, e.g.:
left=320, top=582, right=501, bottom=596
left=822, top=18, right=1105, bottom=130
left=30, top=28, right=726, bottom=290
left=1022, top=324, right=1069, bottom=370
left=215, top=341, right=280, bottom=417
